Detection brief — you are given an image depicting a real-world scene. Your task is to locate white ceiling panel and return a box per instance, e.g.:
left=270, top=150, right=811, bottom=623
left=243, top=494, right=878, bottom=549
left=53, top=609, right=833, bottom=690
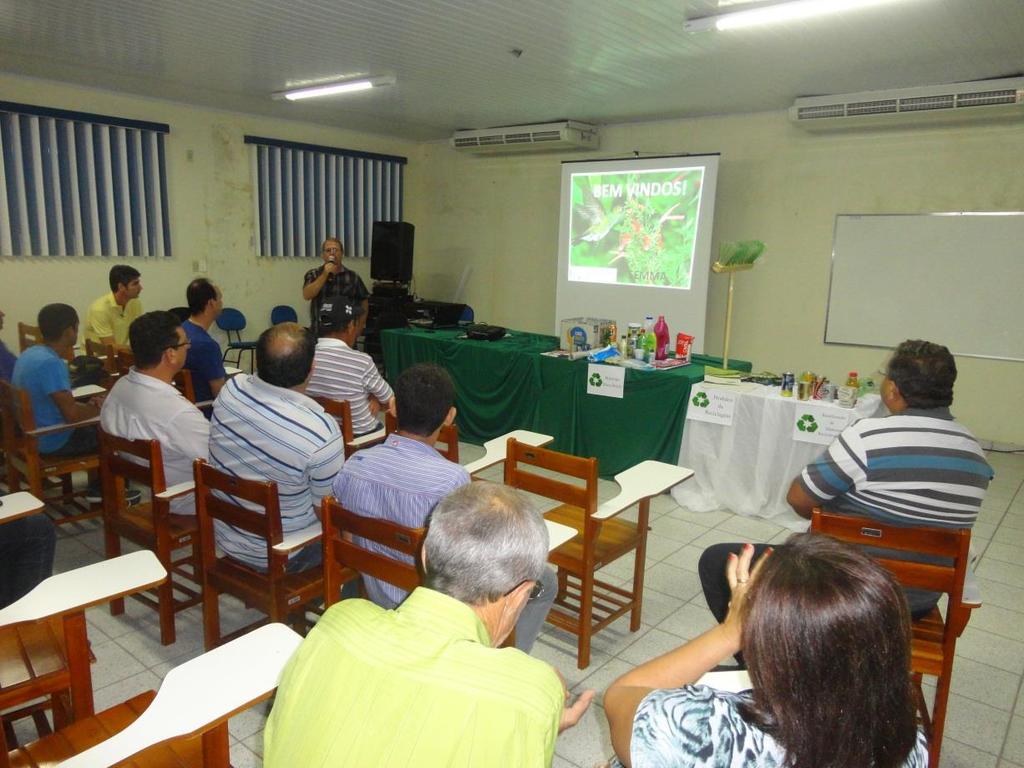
left=1, top=0, right=1021, bottom=139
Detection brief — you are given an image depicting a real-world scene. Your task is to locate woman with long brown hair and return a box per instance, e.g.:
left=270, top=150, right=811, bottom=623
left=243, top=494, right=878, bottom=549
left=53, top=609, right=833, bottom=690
left=605, top=533, right=927, bottom=767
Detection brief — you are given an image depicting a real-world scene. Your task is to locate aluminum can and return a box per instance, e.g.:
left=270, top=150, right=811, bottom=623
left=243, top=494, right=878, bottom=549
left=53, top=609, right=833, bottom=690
left=797, top=379, right=810, bottom=400
left=781, top=372, right=795, bottom=397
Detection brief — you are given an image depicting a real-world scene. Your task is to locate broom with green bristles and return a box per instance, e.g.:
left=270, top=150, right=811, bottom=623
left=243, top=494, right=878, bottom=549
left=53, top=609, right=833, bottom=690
left=708, top=240, right=766, bottom=375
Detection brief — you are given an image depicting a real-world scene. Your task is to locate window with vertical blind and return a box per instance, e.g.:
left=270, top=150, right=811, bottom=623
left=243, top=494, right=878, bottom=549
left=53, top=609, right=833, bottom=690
left=0, top=101, right=172, bottom=258
left=245, top=135, right=406, bottom=258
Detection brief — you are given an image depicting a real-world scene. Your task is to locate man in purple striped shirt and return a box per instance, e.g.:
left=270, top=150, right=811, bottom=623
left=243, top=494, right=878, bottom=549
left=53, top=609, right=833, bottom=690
left=333, top=362, right=556, bottom=652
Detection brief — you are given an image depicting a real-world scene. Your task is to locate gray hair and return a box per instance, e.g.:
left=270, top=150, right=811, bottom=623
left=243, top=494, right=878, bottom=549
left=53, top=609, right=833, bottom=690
left=424, top=482, right=549, bottom=605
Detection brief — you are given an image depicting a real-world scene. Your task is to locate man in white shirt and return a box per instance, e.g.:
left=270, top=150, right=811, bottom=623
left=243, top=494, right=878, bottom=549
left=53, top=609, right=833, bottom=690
left=100, top=311, right=209, bottom=514
left=306, top=299, right=394, bottom=437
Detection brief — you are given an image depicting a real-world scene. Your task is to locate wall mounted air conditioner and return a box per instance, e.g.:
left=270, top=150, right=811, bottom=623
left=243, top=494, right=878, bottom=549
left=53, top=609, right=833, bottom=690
left=790, top=77, right=1024, bottom=130
left=451, top=121, right=599, bottom=153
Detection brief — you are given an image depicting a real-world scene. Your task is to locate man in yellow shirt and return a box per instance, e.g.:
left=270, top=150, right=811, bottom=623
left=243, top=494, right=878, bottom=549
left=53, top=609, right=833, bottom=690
left=84, top=264, right=143, bottom=349
left=264, top=482, right=594, bottom=767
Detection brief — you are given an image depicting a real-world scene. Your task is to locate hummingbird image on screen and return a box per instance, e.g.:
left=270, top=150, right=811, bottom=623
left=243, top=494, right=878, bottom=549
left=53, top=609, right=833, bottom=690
left=572, top=194, right=622, bottom=245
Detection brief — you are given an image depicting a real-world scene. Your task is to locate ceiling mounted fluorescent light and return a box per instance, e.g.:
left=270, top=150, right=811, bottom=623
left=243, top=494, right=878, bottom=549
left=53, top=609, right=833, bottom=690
left=273, top=76, right=396, bottom=101
left=685, top=0, right=909, bottom=32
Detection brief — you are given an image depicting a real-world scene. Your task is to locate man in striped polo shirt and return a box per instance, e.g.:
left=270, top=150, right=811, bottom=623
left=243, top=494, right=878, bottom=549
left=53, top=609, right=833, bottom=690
left=209, top=322, right=344, bottom=572
left=306, top=298, right=393, bottom=437
left=699, top=339, right=993, bottom=627
left=334, top=362, right=557, bottom=652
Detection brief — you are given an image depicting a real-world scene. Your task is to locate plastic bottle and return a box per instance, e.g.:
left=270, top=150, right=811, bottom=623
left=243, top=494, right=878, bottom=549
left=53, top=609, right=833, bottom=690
left=643, top=329, right=656, bottom=363
left=643, top=315, right=654, bottom=334
left=838, top=370, right=859, bottom=408
left=653, top=315, right=670, bottom=361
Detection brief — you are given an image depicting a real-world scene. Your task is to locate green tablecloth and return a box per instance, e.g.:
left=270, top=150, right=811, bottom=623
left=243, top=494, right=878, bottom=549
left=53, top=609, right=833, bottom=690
left=381, top=327, right=750, bottom=477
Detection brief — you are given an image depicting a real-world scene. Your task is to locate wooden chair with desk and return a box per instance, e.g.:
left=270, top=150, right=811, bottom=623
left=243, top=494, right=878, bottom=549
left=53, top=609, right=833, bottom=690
left=0, top=381, right=101, bottom=526
left=503, top=439, right=694, bottom=669
left=0, top=546, right=299, bottom=767
left=98, top=429, right=203, bottom=646
left=192, top=459, right=326, bottom=650
left=0, top=550, right=165, bottom=755
left=811, top=509, right=977, bottom=768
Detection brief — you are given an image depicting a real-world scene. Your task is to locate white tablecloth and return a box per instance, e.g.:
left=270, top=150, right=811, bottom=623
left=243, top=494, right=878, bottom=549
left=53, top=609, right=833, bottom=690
left=673, top=385, right=881, bottom=526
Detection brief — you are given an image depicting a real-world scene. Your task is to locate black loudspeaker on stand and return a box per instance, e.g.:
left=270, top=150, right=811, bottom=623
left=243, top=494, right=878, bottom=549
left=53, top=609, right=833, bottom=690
left=371, top=222, right=415, bottom=282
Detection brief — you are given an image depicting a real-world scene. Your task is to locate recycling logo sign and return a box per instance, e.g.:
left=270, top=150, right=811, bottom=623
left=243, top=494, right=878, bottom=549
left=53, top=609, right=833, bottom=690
left=586, top=363, right=624, bottom=399
left=796, top=414, right=818, bottom=433
left=692, top=391, right=710, bottom=408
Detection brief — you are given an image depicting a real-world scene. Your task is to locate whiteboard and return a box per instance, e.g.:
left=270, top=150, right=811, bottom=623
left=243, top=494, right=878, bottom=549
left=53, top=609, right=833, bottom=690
left=825, top=213, right=1024, bottom=362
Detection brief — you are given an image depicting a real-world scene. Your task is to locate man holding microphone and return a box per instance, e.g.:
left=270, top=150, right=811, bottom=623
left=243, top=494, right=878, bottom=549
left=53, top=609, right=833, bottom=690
left=302, top=237, right=369, bottom=335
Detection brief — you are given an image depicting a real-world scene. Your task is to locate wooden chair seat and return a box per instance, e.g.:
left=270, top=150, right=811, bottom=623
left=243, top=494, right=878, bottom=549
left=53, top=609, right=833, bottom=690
left=205, top=557, right=325, bottom=620
left=543, top=504, right=640, bottom=568
left=110, top=506, right=197, bottom=544
left=0, top=618, right=72, bottom=735
left=5, top=691, right=204, bottom=767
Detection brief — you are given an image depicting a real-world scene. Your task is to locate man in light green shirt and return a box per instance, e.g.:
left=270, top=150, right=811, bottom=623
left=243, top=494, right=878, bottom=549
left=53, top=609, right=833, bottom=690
left=264, top=482, right=594, bottom=767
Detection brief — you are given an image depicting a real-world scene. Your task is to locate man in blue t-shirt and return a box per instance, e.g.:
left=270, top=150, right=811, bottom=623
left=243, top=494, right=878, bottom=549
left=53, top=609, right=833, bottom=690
left=12, top=304, right=102, bottom=455
left=182, top=278, right=227, bottom=407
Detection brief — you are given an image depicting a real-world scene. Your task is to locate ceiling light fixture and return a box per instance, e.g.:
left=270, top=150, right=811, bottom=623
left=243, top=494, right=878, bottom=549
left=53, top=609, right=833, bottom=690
left=273, top=76, right=396, bottom=101
left=685, top=0, right=910, bottom=32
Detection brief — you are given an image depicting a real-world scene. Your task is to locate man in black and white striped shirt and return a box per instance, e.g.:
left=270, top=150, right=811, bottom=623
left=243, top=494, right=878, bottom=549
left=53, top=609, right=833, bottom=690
left=306, top=299, right=394, bottom=437
left=699, top=339, right=993, bottom=627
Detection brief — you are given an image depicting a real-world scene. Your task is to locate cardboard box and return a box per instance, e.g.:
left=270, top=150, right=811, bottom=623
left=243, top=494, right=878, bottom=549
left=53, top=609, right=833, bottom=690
left=560, top=317, right=614, bottom=352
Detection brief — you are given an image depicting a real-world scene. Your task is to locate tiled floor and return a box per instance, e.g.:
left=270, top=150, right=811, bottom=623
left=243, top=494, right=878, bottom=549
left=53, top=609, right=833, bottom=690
left=12, top=447, right=1024, bottom=767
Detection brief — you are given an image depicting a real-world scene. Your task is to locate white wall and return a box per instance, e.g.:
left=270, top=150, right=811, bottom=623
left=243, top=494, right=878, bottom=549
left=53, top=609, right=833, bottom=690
left=0, top=73, right=417, bottom=353
left=409, top=112, right=1024, bottom=444
left=4, top=73, right=1021, bottom=444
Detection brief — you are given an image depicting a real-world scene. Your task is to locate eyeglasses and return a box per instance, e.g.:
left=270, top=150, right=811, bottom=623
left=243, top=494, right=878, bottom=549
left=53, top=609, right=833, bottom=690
left=164, top=340, right=191, bottom=351
left=505, top=579, right=546, bottom=601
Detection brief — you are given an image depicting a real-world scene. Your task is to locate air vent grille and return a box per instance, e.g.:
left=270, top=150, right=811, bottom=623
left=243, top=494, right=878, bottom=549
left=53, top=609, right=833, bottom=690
left=797, top=104, right=846, bottom=120
left=958, top=88, right=1019, bottom=108
left=847, top=99, right=898, bottom=116
left=900, top=94, right=955, bottom=112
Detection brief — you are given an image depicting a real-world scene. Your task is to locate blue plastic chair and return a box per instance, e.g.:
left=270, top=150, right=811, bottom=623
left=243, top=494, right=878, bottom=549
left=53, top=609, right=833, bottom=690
left=270, top=305, right=298, bottom=325
left=215, top=307, right=257, bottom=370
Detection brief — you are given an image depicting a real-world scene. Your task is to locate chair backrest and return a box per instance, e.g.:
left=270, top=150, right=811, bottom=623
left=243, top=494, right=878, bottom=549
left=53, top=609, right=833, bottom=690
left=503, top=439, right=598, bottom=516
left=271, top=305, right=299, bottom=325
left=86, top=339, right=117, bottom=373
left=192, top=459, right=289, bottom=573
left=0, top=379, right=35, bottom=437
left=99, top=428, right=167, bottom=496
left=17, top=322, right=43, bottom=352
left=115, top=348, right=134, bottom=374
left=215, top=308, right=247, bottom=333
left=311, top=396, right=354, bottom=444
left=321, top=496, right=425, bottom=608
left=383, top=412, right=460, bottom=463
left=174, top=368, right=197, bottom=403
left=18, top=322, right=73, bottom=361
left=810, top=509, right=971, bottom=616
